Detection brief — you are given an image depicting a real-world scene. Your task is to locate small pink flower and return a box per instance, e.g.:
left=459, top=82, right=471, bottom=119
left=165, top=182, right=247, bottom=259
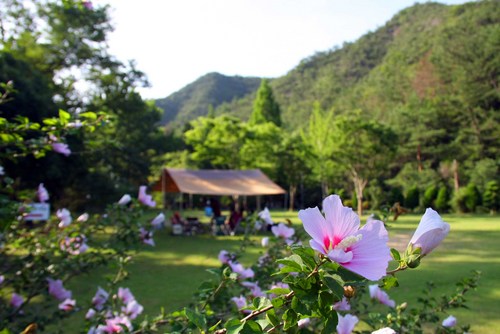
left=92, top=287, right=109, bottom=310
left=337, top=313, right=359, bottom=334
left=271, top=223, right=295, bottom=239
left=86, top=308, right=96, bottom=319
left=11, top=293, right=24, bottom=308
left=333, top=296, right=351, bottom=311
left=299, top=195, right=391, bottom=281
left=52, top=142, right=71, bottom=156
left=97, top=316, right=132, bottom=333
left=82, top=1, right=93, bottom=10
left=57, top=208, right=72, bottom=228
left=0, top=275, right=4, bottom=284
left=442, top=315, right=457, bottom=327
left=122, top=300, right=144, bottom=319
left=138, top=186, right=156, bottom=207
left=258, top=208, right=274, bottom=226
left=369, top=285, right=396, bottom=308
left=409, top=208, right=450, bottom=255
left=38, top=183, right=49, bottom=202
left=229, top=261, right=254, bottom=279
left=60, top=235, right=88, bottom=255
left=118, top=194, right=131, bottom=205
left=151, top=213, right=165, bottom=228
left=218, top=250, right=231, bottom=264
left=48, top=278, right=72, bottom=301
left=58, top=298, right=76, bottom=311
left=139, top=228, right=155, bottom=246
left=118, top=287, right=135, bottom=304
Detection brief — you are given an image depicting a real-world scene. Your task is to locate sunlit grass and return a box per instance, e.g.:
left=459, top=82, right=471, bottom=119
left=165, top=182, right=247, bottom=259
left=53, top=211, right=500, bottom=333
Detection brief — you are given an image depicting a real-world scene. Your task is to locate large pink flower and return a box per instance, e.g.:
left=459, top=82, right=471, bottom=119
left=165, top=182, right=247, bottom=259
left=298, top=195, right=391, bottom=281
left=409, top=208, right=450, bottom=255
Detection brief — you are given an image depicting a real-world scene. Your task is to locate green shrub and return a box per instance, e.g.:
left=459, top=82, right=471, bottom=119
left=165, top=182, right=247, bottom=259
left=404, top=186, right=420, bottom=209
left=435, top=186, right=450, bottom=212
left=483, top=180, right=500, bottom=213
left=451, top=188, right=468, bottom=213
left=423, top=185, right=438, bottom=208
left=388, top=187, right=404, bottom=205
left=465, top=183, right=481, bottom=212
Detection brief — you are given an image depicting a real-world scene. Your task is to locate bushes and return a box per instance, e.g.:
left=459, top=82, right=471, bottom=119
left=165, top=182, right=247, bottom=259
left=435, top=186, right=450, bottom=212
left=405, top=186, right=420, bottom=210
left=423, top=185, right=438, bottom=208
left=483, top=180, right=499, bottom=213
left=452, top=183, right=482, bottom=213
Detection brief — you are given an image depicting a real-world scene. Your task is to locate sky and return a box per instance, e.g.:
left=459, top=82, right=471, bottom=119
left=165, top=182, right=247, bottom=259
left=93, top=0, right=470, bottom=99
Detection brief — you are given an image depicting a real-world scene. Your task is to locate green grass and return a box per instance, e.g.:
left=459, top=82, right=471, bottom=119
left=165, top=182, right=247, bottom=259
left=55, top=211, right=499, bottom=333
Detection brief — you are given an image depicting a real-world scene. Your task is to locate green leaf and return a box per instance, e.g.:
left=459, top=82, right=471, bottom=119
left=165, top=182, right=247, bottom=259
left=291, top=296, right=309, bottom=315
left=59, top=109, right=71, bottom=123
left=277, top=254, right=305, bottom=272
left=225, top=319, right=245, bottom=334
left=322, top=274, right=345, bottom=299
left=241, top=320, right=262, bottom=334
left=184, top=307, right=207, bottom=331
left=43, top=118, right=58, bottom=126
left=255, top=318, right=270, bottom=331
left=318, top=291, right=334, bottom=314
left=321, top=313, right=338, bottom=334
left=79, top=111, right=97, bottom=120
left=267, top=287, right=291, bottom=296
left=290, top=244, right=317, bottom=269
left=390, top=248, right=401, bottom=261
left=382, top=276, right=399, bottom=290
left=266, top=308, right=280, bottom=327
left=282, top=309, right=298, bottom=330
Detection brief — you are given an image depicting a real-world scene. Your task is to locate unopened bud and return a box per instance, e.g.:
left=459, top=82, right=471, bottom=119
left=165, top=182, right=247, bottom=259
left=399, top=302, right=408, bottom=310
left=343, top=285, right=356, bottom=299
left=406, top=254, right=421, bottom=268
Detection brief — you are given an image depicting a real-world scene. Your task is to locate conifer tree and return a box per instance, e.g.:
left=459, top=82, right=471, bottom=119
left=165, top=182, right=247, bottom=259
left=249, top=79, right=281, bottom=126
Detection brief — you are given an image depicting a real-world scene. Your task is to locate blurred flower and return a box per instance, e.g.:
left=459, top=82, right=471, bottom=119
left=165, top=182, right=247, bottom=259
left=86, top=308, right=96, bottom=319
left=409, top=208, right=450, bottom=255
left=11, top=293, right=24, bottom=308
left=258, top=207, right=273, bottom=226
left=122, top=300, right=144, bottom=319
left=0, top=166, right=4, bottom=175
left=58, top=298, right=76, bottom=311
left=60, top=235, right=88, bottom=255
left=271, top=223, right=295, bottom=239
left=241, top=281, right=265, bottom=297
left=369, top=285, right=396, bottom=308
left=117, top=287, right=135, bottom=304
left=261, top=236, right=269, bottom=247
left=37, top=183, right=49, bottom=202
left=218, top=250, right=231, bottom=264
left=337, top=313, right=359, bottom=334
left=268, top=282, right=289, bottom=298
left=231, top=295, right=249, bottom=313
left=97, top=316, right=132, bottom=333
left=151, top=213, right=165, bottom=228
left=52, top=142, right=71, bottom=156
left=298, top=318, right=310, bottom=328
left=299, top=195, right=391, bottom=281
left=333, top=296, right=351, bottom=311
left=229, top=261, right=254, bottom=279
left=139, top=227, right=155, bottom=246
left=372, top=328, right=396, bottom=334
left=82, top=1, right=93, bottom=10
left=57, top=208, right=72, bottom=228
left=442, top=315, right=457, bottom=327
left=67, top=120, right=83, bottom=128
left=92, top=287, right=109, bottom=310
left=77, top=213, right=89, bottom=222
left=138, top=186, right=156, bottom=207
left=0, top=275, right=4, bottom=284
left=48, top=278, right=72, bottom=301
left=118, top=194, right=131, bottom=205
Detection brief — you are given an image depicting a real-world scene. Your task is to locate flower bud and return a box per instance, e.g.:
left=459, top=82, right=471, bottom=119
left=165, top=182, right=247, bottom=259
left=343, top=285, right=356, bottom=299
left=406, top=254, right=421, bottom=268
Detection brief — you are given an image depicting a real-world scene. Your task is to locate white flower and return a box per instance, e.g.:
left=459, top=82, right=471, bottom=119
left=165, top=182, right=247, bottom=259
left=442, top=315, right=457, bottom=327
left=118, top=194, right=132, bottom=205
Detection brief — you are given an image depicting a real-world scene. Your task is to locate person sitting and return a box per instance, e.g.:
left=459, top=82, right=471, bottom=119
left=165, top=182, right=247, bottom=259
left=226, top=206, right=244, bottom=235
left=171, top=211, right=188, bottom=235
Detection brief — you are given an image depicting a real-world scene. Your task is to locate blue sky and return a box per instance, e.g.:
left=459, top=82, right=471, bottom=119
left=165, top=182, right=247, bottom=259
left=94, top=0, right=470, bottom=99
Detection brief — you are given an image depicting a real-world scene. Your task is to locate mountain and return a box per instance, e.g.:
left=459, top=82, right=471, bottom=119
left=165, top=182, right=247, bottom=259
left=155, top=72, right=261, bottom=129
left=156, top=1, right=499, bottom=135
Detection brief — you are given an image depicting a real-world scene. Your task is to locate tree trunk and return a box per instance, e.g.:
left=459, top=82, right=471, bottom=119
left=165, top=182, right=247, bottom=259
left=289, top=184, right=297, bottom=211
left=452, top=159, right=460, bottom=192
left=351, top=170, right=368, bottom=216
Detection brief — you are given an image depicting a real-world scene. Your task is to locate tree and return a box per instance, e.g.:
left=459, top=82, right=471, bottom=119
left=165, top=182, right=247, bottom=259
left=249, top=79, right=281, bottom=126
left=331, top=114, right=398, bottom=216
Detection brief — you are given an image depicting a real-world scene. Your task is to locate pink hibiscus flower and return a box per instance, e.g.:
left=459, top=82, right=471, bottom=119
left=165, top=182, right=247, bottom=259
left=408, top=208, right=450, bottom=255
left=369, top=285, right=396, bottom=308
left=298, top=195, right=391, bottom=281
left=337, top=313, right=359, bottom=334
left=138, top=186, right=156, bottom=207
left=271, top=223, right=295, bottom=239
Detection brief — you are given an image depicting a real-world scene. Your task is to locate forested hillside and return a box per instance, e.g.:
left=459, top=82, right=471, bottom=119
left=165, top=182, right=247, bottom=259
left=155, top=72, right=260, bottom=130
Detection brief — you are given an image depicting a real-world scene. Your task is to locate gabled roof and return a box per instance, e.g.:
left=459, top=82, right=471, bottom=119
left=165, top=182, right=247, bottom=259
left=153, top=168, right=285, bottom=196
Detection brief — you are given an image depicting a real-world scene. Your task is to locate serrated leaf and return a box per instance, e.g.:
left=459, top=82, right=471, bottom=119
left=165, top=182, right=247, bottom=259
left=79, top=111, right=97, bottom=120
left=242, top=320, right=262, bottom=334
left=382, top=276, right=399, bottom=290
left=322, top=274, right=345, bottom=299
left=282, top=309, right=298, bottom=330
left=59, top=109, right=71, bottom=122
left=209, top=320, right=222, bottom=331
left=267, top=287, right=290, bottom=295
left=266, top=308, right=280, bottom=327
left=277, top=254, right=305, bottom=271
left=225, top=319, right=245, bottom=334
left=321, top=313, right=338, bottom=334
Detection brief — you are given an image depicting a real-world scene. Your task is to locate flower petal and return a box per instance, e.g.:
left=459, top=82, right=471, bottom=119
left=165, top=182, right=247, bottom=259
left=409, top=208, right=450, bottom=255
left=298, top=207, right=329, bottom=249
left=323, top=195, right=360, bottom=241
left=343, top=220, right=391, bottom=281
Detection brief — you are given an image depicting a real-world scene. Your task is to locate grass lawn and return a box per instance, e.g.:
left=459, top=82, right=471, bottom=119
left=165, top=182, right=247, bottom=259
left=56, top=210, right=499, bottom=333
